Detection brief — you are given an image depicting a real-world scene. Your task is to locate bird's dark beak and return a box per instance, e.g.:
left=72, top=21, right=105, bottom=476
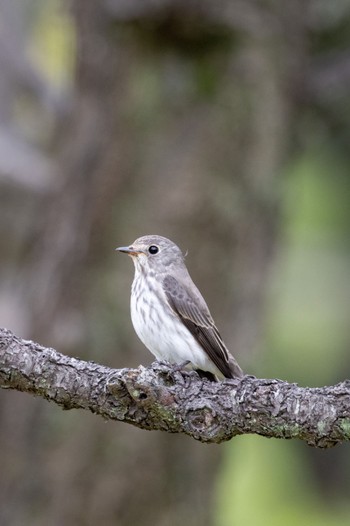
left=115, top=246, right=141, bottom=256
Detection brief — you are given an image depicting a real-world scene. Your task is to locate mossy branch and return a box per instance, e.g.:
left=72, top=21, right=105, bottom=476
left=0, top=328, right=349, bottom=447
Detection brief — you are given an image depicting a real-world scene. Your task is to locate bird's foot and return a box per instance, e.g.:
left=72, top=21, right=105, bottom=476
left=152, top=359, right=191, bottom=373
left=171, top=360, right=191, bottom=372
left=153, top=360, right=195, bottom=387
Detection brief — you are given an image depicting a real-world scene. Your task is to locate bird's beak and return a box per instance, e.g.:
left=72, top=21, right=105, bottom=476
left=115, top=246, right=141, bottom=256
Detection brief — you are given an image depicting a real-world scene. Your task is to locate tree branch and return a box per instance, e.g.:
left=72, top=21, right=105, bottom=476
left=0, top=328, right=349, bottom=447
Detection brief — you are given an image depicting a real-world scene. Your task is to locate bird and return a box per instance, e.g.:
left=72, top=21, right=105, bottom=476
left=116, top=235, right=243, bottom=380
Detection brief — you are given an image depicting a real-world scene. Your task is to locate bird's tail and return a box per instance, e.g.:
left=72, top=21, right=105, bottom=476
left=227, top=355, right=244, bottom=378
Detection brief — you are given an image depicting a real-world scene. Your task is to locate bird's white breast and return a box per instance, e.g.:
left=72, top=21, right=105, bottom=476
left=130, top=272, right=223, bottom=377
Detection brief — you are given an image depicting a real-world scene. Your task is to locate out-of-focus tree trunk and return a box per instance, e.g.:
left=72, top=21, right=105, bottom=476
left=0, top=1, right=306, bottom=525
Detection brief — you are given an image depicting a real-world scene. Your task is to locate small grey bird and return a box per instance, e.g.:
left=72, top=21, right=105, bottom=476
left=116, top=235, right=243, bottom=380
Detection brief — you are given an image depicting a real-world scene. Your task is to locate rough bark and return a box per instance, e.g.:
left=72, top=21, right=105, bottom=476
left=1, top=328, right=349, bottom=448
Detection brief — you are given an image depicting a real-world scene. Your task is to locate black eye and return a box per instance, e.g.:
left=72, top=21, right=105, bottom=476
left=148, top=245, right=159, bottom=255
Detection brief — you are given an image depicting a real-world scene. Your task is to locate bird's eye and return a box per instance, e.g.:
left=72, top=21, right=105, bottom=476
left=148, top=245, right=159, bottom=255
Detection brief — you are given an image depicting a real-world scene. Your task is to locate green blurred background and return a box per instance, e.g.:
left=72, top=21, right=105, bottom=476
left=1, top=1, right=350, bottom=525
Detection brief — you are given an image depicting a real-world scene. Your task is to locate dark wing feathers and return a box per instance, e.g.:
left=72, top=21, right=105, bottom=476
left=163, top=274, right=236, bottom=378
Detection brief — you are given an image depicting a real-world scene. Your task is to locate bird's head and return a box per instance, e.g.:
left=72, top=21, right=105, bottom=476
left=116, top=235, right=185, bottom=273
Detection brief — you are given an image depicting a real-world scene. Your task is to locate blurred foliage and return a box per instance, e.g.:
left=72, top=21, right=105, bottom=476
left=30, top=0, right=75, bottom=86
left=217, top=437, right=350, bottom=526
left=216, top=149, right=350, bottom=525
left=267, top=151, right=350, bottom=386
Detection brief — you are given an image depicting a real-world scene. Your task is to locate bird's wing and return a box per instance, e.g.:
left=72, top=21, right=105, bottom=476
left=162, top=274, right=237, bottom=378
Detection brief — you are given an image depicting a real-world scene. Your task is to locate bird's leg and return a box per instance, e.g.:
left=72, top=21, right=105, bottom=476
left=170, top=360, right=191, bottom=372
left=153, top=360, right=196, bottom=387
left=170, top=361, right=198, bottom=387
left=152, top=359, right=191, bottom=373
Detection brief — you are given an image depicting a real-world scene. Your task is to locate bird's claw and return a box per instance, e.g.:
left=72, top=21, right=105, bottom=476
left=153, top=360, right=195, bottom=387
left=170, top=360, right=191, bottom=372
